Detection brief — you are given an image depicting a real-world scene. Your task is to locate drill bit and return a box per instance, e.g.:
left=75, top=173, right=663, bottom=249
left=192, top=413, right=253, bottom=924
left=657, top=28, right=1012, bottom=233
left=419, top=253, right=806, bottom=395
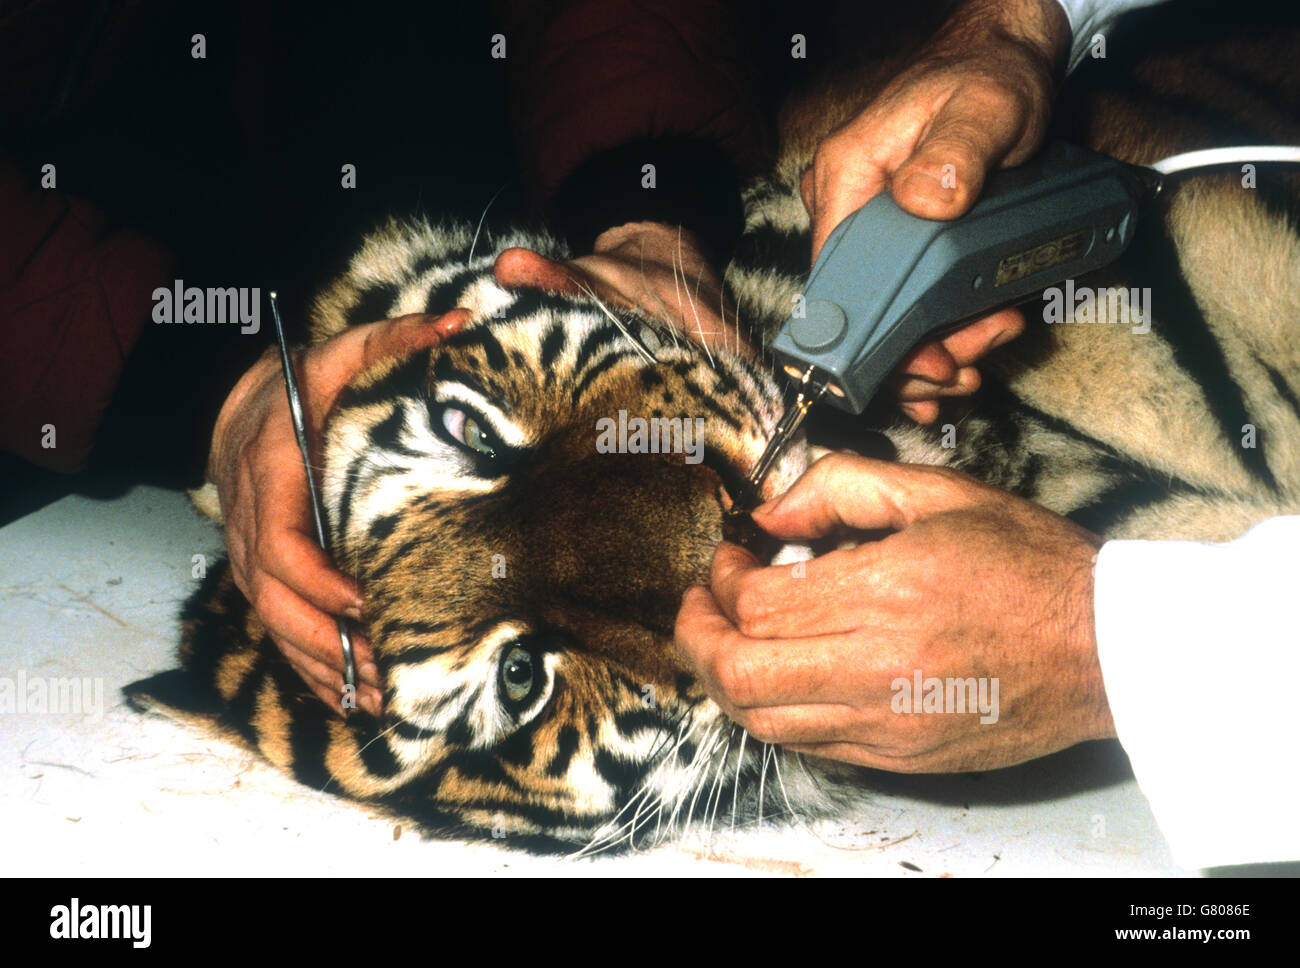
left=736, top=365, right=827, bottom=511
left=723, top=366, right=826, bottom=559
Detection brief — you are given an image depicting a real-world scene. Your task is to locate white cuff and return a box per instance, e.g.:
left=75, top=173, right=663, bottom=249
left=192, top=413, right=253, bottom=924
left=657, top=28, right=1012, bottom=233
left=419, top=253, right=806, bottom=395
left=1055, top=0, right=1169, bottom=72
left=1094, top=516, right=1300, bottom=869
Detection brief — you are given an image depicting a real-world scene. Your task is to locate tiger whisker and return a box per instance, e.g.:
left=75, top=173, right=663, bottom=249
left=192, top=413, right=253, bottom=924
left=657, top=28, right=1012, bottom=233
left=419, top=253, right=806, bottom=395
left=566, top=709, right=701, bottom=860
left=690, top=260, right=723, bottom=361
left=769, top=743, right=802, bottom=822
left=318, top=717, right=408, bottom=796
left=684, top=726, right=722, bottom=826
left=718, top=269, right=733, bottom=359
left=702, top=729, right=735, bottom=850
left=567, top=789, right=650, bottom=860
left=623, top=715, right=698, bottom=850
left=467, top=182, right=508, bottom=265
left=730, top=728, right=749, bottom=832
left=640, top=722, right=710, bottom=847
left=679, top=722, right=724, bottom=838
left=636, top=236, right=681, bottom=352
left=573, top=281, right=658, bottom=365
left=674, top=226, right=716, bottom=370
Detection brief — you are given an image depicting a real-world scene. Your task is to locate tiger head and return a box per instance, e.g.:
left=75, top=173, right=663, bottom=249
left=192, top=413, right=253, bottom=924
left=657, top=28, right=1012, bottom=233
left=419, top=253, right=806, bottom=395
left=307, top=220, right=812, bottom=849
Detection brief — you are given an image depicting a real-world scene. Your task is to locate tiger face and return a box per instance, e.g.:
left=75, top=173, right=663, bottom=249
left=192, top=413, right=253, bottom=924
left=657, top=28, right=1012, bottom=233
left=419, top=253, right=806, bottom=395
left=133, top=221, right=812, bottom=851
left=319, top=227, right=814, bottom=846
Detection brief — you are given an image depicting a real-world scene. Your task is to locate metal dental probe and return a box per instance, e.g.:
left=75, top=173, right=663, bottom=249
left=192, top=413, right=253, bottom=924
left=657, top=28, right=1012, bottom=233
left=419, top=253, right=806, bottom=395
left=722, top=366, right=827, bottom=556
left=738, top=366, right=828, bottom=510
left=268, top=291, right=358, bottom=702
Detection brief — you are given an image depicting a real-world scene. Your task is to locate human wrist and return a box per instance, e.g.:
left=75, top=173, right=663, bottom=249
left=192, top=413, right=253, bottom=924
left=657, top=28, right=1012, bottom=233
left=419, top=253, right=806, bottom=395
left=207, top=347, right=274, bottom=484
left=1062, top=538, right=1116, bottom=743
left=932, top=0, right=1070, bottom=80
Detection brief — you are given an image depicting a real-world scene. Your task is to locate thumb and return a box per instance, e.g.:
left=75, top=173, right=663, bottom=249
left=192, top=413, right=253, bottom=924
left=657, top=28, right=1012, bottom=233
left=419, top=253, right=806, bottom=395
left=493, top=247, right=587, bottom=295
left=890, top=95, right=1027, bottom=220
left=752, top=453, right=993, bottom=538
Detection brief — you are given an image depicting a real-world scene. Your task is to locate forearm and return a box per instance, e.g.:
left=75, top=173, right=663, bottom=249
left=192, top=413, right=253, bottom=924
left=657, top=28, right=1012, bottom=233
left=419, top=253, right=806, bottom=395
left=930, top=0, right=1071, bottom=76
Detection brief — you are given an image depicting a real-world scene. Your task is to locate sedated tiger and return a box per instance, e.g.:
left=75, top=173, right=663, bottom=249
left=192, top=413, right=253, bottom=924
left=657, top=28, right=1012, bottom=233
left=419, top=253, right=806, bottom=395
left=127, top=17, right=1300, bottom=853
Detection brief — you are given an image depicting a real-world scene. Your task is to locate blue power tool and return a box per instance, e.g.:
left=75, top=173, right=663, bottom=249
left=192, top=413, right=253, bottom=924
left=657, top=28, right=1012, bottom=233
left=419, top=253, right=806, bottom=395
left=737, top=140, right=1156, bottom=506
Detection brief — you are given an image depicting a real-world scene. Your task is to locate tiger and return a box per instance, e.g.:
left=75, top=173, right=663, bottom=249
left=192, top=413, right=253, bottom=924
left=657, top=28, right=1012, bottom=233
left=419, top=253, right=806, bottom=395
left=126, top=13, right=1300, bottom=854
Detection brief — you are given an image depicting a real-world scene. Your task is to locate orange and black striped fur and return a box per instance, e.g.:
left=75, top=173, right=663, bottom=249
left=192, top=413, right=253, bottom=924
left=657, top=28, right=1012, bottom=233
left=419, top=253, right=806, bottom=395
left=127, top=13, right=1300, bottom=852
left=129, top=223, right=824, bottom=852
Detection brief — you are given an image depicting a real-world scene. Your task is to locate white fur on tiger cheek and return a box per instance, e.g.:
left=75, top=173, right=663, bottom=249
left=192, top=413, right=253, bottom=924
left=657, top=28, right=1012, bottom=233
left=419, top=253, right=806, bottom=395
left=388, top=624, right=553, bottom=746
left=763, top=433, right=809, bottom=500
left=322, top=399, right=501, bottom=551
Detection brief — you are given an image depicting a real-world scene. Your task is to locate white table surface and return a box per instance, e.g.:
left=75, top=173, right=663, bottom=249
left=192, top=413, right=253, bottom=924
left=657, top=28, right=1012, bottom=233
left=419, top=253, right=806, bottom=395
left=0, top=485, right=1186, bottom=877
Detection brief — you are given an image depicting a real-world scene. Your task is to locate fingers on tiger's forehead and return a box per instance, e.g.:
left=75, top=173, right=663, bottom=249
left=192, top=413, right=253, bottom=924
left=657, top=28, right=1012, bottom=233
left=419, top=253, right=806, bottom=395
left=493, top=247, right=582, bottom=295
left=360, top=310, right=473, bottom=370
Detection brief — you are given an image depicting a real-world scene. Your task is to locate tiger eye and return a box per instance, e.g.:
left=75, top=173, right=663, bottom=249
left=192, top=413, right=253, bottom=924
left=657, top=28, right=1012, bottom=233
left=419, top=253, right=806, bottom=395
left=463, top=416, right=495, bottom=456
left=501, top=646, right=534, bottom=702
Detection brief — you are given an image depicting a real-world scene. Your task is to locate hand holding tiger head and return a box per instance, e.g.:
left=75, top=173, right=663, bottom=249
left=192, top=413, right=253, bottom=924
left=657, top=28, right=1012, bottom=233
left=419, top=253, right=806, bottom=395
left=206, top=310, right=471, bottom=716
left=491, top=221, right=752, bottom=359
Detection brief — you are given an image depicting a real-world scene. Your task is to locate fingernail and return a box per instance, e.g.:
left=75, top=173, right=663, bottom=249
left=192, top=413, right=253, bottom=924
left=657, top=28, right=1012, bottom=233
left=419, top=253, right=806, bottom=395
left=344, top=606, right=363, bottom=622
left=900, top=170, right=955, bottom=207
left=360, top=662, right=380, bottom=685
left=362, top=692, right=383, bottom=717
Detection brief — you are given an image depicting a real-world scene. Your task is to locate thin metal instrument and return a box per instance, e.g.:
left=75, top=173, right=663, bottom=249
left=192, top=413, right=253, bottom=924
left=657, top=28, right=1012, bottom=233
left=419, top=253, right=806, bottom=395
left=735, top=365, right=827, bottom=512
left=268, top=291, right=358, bottom=698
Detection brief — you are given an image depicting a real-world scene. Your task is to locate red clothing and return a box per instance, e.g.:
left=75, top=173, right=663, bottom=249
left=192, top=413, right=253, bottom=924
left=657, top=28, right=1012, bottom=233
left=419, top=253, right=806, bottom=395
left=0, top=159, right=173, bottom=472
left=495, top=0, right=771, bottom=209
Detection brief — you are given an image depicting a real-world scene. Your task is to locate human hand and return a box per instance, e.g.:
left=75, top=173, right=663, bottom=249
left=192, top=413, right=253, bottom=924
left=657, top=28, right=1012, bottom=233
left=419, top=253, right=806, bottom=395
left=492, top=220, right=753, bottom=359
left=801, top=0, right=1069, bottom=422
left=208, top=309, right=471, bottom=715
left=676, top=452, right=1115, bottom=773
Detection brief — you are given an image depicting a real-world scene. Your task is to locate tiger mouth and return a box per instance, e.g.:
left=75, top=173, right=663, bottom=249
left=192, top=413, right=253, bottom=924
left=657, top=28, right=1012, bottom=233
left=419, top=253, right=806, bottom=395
left=701, top=445, right=753, bottom=514
left=701, top=445, right=786, bottom=564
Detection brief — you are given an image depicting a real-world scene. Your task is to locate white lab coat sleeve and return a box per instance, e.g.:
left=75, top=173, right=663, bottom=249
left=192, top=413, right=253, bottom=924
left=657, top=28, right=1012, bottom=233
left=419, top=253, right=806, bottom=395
left=1055, top=0, right=1170, bottom=72
left=1093, top=516, right=1300, bottom=870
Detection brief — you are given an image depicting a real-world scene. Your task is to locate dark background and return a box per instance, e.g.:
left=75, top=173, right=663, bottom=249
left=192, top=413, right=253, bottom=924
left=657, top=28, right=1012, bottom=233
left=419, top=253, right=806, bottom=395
left=0, top=0, right=847, bottom=525
left=1, top=0, right=533, bottom=523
